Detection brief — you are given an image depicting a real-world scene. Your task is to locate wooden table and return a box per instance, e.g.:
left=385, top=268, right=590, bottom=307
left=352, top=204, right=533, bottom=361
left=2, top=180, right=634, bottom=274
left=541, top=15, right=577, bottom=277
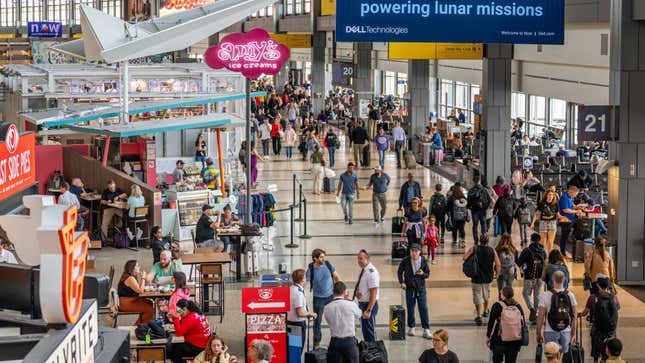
left=108, top=201, right=128, bottom=209
left=182, top=252, right=232, bottom=265
left=140, top=289, right=173, bottom=318
left=80, top=193, right=102, bottom=233
left=119, top=326, right=183, bottom=363
left=216, top=229, right=261, bottom=281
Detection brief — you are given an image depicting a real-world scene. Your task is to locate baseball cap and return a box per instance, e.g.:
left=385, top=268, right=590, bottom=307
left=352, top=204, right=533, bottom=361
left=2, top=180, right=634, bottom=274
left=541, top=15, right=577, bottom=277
left=202, top=204, right=214, bottom=212
left=205, top=157, right=214, bottom=164
left=410, top=243, right=421, bottom=251
left=373, top=165, right=382, bottom=171
left=544, top=342, right=561, bottom=358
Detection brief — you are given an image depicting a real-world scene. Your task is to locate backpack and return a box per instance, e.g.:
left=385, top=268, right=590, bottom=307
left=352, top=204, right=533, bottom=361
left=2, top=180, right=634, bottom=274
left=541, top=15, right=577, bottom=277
left=545, top=264, right=569, bottom=290
left=468, top=185, right=490, bottom=211
left=547, top=289, right=573, bottom=332
left=593, top=293, right=618, bottom=333
left=527, top=248, right=545, bottom=280
left=113, top=231, right=129, bottom=249
left=326, top=133, right=338, bottom=148
left=430, top=193, right=446, bottom=217
left=499, top=198, right=515, bottom=218
left=453, top=204, right=468, bottom=222
left=308, top=261, right=334, bottom=292
left=499, top=250, right=516, bottom=278
left=497, top=301, right=524, bottom=342
left=517, top=206, right=532, bottom=225
left=134, top=321, right=167, bottom=341
left=463, top=247, right=480, bottom=278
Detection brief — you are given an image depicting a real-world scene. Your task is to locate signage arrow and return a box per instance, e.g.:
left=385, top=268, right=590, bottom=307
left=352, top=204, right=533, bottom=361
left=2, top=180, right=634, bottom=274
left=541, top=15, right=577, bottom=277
left=247, top=302, right=286, bottom=310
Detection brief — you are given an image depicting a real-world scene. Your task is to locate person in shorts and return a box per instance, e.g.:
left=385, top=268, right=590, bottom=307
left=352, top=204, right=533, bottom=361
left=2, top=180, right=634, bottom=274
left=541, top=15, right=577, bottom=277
left=463, top=235, right=500, bottom=326
left=531, top=188, right=560, bottom=253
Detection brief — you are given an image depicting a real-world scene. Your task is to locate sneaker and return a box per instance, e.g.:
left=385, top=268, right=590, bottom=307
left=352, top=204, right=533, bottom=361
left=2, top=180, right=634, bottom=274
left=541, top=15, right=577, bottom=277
left=482, top=309, right=490, bottom=318
left=344, top=215, right=348, bottom=222
left=431, top=260, right=437, bottom=265
left=423, top=329, right=432, bottom=339
left=380, top=218, right=385, bottom=224
left=459, top=241, right=466, bottom=248
left=314, top=342, right=321, bottom=349
left=126, top=228, right=135, bottom=241
left=529, top=308, right=536, bottom=323
left=348, top=219, right=353, bottom=225
left=407, top=328, right=416, bottom=336
left=475, top=316, right=483, bottom=326
left=136, top=227, right=143, bottom=240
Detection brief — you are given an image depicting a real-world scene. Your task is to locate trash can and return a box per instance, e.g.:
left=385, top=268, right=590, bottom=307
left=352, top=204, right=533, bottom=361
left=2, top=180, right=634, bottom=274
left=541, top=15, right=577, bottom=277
left=389, top=305, right=406, bottom=340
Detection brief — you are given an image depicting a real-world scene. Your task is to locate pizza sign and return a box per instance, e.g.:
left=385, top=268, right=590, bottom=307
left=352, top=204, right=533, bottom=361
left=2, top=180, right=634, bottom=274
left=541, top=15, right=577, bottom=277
left=0, top=124, right=36, bottom=200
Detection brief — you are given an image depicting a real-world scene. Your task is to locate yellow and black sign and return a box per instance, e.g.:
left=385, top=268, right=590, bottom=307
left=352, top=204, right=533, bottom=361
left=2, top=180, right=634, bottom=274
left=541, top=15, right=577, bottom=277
left=269, top=33, right=312, bottom=49
left=388, top=42, right=483, bottom=60
left=321, top=0, right=336, bottom=15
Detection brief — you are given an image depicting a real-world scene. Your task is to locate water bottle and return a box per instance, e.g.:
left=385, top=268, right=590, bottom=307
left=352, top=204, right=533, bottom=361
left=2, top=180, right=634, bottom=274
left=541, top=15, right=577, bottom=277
left=535, top=343, right=543, bottom=363
left=145, top=332, right=151, bottom=344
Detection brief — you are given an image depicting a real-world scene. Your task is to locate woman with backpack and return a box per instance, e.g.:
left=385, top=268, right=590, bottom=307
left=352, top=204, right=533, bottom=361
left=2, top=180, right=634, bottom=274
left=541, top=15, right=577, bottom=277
left=584, top=237, right=616, bottom=294
left=493, top=189, right=516, bottom=235
left=429, top=183, right=447, bottom=246
left=531, top=188, right=560, bottom=253
left=447, top=186, right=468, bottom=248
left=542, top=249, right=570, bottom=290
left=495, top=234, right=519, bottom=296
left=401, top=198, right=426, bottom=247
left=487, top=286, right=526, bottom=363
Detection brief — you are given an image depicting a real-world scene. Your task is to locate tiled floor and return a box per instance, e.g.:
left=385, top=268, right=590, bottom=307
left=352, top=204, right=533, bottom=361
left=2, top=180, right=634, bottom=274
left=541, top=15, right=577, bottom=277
left=93, top=135, right=645, bottom=362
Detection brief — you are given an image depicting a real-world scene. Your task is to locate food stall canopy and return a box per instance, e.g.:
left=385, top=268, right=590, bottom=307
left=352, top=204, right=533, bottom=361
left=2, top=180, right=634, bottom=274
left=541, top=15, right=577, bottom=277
left=64, top=113, right=245, bottom=137
left=19, top=91, right=267, bottom=127
left=52, top=0, right=278, bottom=63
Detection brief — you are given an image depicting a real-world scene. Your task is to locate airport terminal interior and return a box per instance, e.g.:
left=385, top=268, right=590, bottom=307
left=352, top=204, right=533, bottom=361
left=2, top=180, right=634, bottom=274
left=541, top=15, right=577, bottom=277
left=0, top=0, right=645, bottom=362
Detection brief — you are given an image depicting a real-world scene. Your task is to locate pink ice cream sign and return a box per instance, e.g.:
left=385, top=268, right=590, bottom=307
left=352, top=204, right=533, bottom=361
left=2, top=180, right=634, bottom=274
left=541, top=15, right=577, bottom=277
left=204, top=28, right=290, bottom=78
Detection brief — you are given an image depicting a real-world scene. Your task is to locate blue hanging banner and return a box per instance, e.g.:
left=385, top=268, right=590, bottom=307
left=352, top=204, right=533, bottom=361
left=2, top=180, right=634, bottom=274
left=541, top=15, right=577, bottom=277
left=28, top=22, right=63, bottom=38
left=336, top=0, right=564, bottom=44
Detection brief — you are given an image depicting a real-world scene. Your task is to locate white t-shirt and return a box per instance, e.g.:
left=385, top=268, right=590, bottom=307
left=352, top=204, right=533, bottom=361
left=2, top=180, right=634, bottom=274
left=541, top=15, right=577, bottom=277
left=259, top=124, right=271, bottom=140
left=538, top=288, right=577, bottom=332
left=287, top=284, right=308, bottom=322
left=324, top=298, right=362, bottom=338
left=0, top=249, right=18, bottom=264
left=357, top=263, right=380, bottom=303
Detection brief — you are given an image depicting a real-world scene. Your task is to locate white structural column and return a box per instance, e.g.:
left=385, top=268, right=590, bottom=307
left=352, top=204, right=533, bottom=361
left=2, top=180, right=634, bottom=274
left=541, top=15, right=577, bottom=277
left=122, top=61, right=129, bottom=124
left=480, top=44, right=512, bottom=186
left=352, top=42, right=374, bottom=118
left=608, top=0, right=645, bottom=284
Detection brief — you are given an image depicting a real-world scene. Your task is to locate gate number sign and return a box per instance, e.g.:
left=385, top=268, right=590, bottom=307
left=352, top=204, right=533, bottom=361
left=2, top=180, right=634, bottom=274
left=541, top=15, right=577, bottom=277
left=577, top=105, right=614, bottom=142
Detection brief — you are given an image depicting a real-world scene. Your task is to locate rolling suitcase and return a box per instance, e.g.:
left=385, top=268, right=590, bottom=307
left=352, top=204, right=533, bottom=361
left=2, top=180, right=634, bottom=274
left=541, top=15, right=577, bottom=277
left=304, top=320, right=327, bottom=363
left=362, top=145, right=371, bottom=167
left=391, top=240, right=408, bottom=259
left=358, top=340, right=388, bottom=363
left=323, top=177, right=332, bottom=193
left=404, top=150, right=416, bottom=169
left=574, top=239, right=586, bottom=263
left=392, top=211, right=404, bottom=235
left=562, top=316, right=585, bottom=363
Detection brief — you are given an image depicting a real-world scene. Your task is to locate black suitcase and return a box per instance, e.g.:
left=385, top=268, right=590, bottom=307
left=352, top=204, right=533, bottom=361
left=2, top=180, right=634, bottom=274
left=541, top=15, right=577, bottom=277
left=388, top=305, right=406, bottom=340
left=359, top=340, right=388, bottom=363
left=391, top=240, right=408, bottom=259
left=562, top=316, right=585, bottom=363
left=304, top=320, right=327, bottom=363
left=83, top=272, right=110, bottom=307
left=362, top=145, right=371, bottom=167
left=323, top=177, right=332, bottom=193
left=392, top=212, right=404, bottom=235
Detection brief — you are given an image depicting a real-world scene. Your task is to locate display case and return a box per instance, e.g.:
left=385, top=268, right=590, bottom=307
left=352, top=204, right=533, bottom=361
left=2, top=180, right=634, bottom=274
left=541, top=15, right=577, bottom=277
left=166, top=189, right=210, bottom=241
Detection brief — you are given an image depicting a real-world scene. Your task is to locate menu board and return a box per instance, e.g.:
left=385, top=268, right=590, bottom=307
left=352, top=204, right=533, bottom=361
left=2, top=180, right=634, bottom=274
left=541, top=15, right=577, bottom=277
left=246, top=313, right=287, bottom=363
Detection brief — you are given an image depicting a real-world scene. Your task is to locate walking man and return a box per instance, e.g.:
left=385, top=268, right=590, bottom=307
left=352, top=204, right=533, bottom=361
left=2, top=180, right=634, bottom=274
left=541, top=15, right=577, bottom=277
left=467, top=175, right=492, bottom=243
left=397, top=243, right=431, bottom=338
left=518, top=233, right=547, bottom=324
left=349, top=120, right=369, bottom=168
left=306, top=249, right=341, bottom=349
left=363, top=165, right=391, bottom=224
left=391, top=121, right=407, bottom=169
left=324, top=281, right=362, bottom=363
left=463, top=235, right=500, bottom=326
left=258, top=118, right=271, bottom=156
left=353, top=250, right=380, bottom=342
left=536, top=270, right=578, bottom=354
left=558, top=185, right=584, bottom=257
left=398, top=173, right=422, bottom=211
left=336, top=163, right=360, bottom=224
left=374, top=128, right=390, bottom=169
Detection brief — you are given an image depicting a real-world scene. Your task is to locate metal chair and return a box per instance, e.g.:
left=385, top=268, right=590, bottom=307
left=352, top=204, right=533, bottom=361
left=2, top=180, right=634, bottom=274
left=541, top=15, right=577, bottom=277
left=108, top=288, right=139, bottom=328
left=199, top=263, right=224, bottom=323
left=128, top=206, right=150, bottom=249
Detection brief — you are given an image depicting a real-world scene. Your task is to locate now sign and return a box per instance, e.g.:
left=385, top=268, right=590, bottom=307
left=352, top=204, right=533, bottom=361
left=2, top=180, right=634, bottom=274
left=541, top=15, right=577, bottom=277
left=28, top=21, right=63, bottom=38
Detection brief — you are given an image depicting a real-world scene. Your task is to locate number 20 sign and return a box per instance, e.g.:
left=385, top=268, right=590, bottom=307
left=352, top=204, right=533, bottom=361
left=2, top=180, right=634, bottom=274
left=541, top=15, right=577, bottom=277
left=577, top=105, right=615, bottom=142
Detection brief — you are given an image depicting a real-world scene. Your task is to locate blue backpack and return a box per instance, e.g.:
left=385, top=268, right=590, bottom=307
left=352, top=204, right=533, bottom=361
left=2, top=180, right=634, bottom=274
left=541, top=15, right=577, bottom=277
left=545, top=264, right=569, bottom=290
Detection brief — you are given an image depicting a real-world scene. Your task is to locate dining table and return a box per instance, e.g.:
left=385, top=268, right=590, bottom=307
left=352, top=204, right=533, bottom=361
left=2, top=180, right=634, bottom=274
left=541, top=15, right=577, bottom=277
left=80, top=193, right=102, bottom=232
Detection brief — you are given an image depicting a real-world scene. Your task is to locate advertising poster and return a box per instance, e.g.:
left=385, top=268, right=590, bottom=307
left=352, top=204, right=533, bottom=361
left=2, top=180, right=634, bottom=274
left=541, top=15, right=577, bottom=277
left=127, top=0, right=152, bottom=21
left=336, top=0, right=564, bottom=44
left=160, top=0, right=216, bottom=16
left=389, top=42, right=483, bottom=60
left=32, top=41, right=81, bottom=64
left=246, top=313, right=287, bottom=363
left=0, top=126, right=36, bottom=201
left=27, top=22, right=62, bottom=38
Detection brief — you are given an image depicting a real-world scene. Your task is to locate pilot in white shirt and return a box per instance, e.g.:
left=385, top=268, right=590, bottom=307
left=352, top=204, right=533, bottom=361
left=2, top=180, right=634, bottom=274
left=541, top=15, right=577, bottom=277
left=353, top=249, right=380, bottom=342
left=324, top=281, right=362, bottom=363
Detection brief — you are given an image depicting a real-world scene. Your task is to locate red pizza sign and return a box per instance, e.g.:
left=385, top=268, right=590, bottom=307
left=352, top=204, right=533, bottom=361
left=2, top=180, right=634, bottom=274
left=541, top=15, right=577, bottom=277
left=241, top=287, right=290, bottom=313
left=0, top=125, right=35, bottom=200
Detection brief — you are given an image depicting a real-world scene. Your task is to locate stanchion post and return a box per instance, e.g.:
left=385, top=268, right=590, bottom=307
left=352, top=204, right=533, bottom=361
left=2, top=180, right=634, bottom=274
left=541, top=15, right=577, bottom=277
left=292, top=174, right=296, bottom=209
left=285, top=204, right=299, bottom=248
left=299, top=198, right=312, bottom=239
left=295, top=183, right=303, bottom=221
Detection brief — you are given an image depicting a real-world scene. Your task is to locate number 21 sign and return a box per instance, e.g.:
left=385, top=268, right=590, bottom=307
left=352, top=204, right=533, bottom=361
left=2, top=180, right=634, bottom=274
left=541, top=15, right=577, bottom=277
left=577, top=105, right=616, bottom=142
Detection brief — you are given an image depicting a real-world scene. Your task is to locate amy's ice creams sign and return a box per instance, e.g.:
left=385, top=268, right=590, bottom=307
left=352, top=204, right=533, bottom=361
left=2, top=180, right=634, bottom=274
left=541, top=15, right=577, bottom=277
left=0, top=124, right=35, bottom=200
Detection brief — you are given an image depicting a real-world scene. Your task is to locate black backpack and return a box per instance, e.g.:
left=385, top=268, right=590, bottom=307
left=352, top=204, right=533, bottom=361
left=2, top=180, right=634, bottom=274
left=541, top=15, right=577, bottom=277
left=499, top=198, right=515, bottom=218
left=527, top=248, right=545, bottom=280
left=430, top=193, right=447, bottom=216
left=134, top=321, right=167, bottom=341
left=463, top=246, right=480, bottom=279
left=308, top=261, right=334, bottom=292
left=593, top=293, right=618, bottom=333
left=468, top=185, right=490, bottom=211
left=547, top=290, right=573, bottom=332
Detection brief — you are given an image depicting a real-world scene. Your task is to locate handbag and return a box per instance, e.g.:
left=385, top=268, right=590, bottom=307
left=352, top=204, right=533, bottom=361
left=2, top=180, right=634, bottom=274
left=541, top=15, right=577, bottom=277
left=583, top=252, right=594, bottom=291
left=521, top=317, right=530, bottom=346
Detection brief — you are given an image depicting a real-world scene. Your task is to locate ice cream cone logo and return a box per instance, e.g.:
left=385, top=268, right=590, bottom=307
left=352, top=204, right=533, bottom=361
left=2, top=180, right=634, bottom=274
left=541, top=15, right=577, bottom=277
left=57, top=205, right=89, bottom=323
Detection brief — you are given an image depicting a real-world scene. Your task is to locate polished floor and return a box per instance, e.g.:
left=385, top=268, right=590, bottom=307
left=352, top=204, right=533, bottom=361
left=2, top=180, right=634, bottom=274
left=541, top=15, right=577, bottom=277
left=93, top=136, right=645, bottom=362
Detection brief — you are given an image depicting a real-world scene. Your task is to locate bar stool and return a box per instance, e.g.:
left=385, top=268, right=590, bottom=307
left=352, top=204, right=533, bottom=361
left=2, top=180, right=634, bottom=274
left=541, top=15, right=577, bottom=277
left=199, top=263, right=224, bottom=323
left=128, top=206, right=150, bottom=249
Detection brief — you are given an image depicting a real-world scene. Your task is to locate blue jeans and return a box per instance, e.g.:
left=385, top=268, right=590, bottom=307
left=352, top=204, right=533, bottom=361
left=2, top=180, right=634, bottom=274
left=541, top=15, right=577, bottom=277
left=195, top=155, right=205, bottom=165
left=395, top=140, right=404, bottom=167
left=405, top=289, right=429, bottom=329
left=327, top=337, right=359, bottom=363
left=219, top=235, right=238, bottom=252
left=471, top=210, right=488, bottom=243
left=341, top=194, right=355, bottom=220
left=544, top=330, right=572, bottom=354
left=285, top=146, right=293, bottom=159
left=377, top=149, right=385, bottom=168
left=328, top=147, right=336, bottom=168
left=358, top=301, right=378, bottom=342
left=313, top=295, right=333, bottom=344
